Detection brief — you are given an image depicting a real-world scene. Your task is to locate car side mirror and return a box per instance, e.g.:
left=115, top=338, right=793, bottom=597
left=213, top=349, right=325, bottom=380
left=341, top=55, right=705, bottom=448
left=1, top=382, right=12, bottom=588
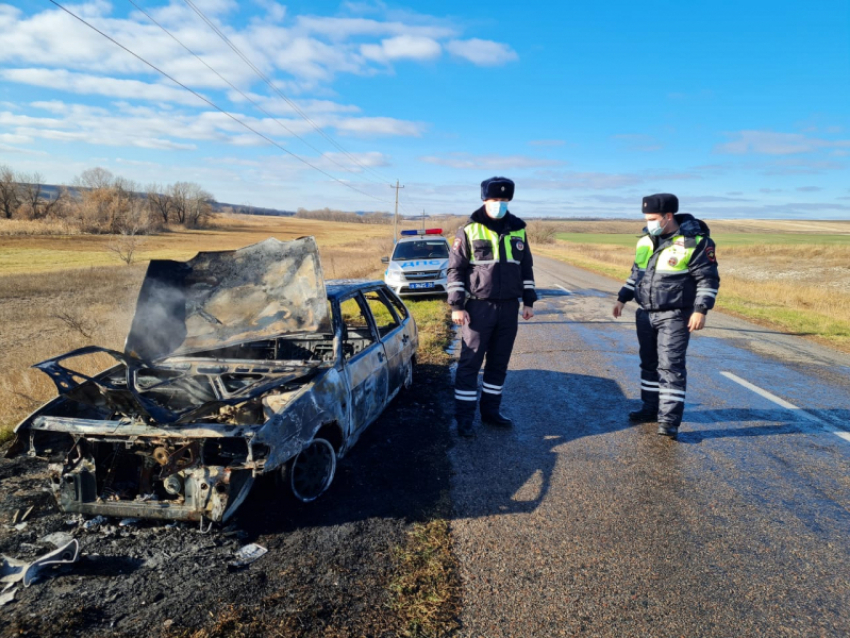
left=381, top=256, right=389, bottom=264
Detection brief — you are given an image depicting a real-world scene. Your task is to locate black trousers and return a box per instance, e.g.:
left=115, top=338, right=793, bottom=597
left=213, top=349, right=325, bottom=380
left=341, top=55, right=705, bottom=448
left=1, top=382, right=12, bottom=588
left=636, top=308, right=692, bottom=426
left=454, top=298, right=519, bottom=421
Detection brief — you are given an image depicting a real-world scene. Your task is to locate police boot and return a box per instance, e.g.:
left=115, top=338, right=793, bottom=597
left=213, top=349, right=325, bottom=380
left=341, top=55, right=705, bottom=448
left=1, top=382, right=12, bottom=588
left=480, top=393, right=513, bottom=428
left=456, top=418, right=475, bottom=438
left=455, top=399, right=477, bottom=438
left=657, top=423, right=679, bottom=440
left=628, top=404, right=658, bottom=423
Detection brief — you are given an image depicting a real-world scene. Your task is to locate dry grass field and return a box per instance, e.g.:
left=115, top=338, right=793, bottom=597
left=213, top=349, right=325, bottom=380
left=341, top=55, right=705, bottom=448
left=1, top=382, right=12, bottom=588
left=537, top=219, right=850, bottom=352
left=0, top=214, right=455, bottom=436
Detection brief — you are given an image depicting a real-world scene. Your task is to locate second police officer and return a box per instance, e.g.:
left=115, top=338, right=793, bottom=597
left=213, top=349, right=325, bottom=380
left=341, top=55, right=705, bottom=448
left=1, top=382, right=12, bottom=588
left=447, top=177, right=537, bottom=438
left=613, top=193, right=720, bottom=440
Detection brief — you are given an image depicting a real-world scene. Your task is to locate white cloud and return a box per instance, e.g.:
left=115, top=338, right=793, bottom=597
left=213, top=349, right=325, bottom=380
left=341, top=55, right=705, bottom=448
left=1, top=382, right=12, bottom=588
left=361, top=35, right=442, bottom=63
left=1, top=68, right=207, bottom=107
left=252, top=0, right=286, bottom=23
left=420, top=153, right=562, bottom=170
left=716, top=130, right=850, bottom=155
left=445, top=39, right=517, bottom=66
left=335, top=116, right=424, bottom=137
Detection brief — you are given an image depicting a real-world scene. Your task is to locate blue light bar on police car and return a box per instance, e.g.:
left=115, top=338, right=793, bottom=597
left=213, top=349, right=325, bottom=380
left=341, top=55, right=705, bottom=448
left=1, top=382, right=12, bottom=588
left=400, top=229, right=443, bottom=236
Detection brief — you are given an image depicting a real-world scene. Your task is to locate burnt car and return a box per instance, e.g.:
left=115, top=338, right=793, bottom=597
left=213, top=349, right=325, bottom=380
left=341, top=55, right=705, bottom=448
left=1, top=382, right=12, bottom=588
left=7, top=237, right=418, bottom=526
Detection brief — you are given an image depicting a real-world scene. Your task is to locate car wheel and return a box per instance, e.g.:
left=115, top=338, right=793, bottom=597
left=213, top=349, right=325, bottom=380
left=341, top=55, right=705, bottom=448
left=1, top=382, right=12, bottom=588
left=281, top=438, right=337, bottom=503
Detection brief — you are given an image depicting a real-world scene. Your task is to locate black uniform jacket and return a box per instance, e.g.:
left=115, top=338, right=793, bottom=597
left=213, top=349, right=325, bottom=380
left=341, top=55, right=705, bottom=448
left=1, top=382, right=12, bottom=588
left=447, top=207, right=537, bottom=311
left=617, top=214, right=720, bottom=313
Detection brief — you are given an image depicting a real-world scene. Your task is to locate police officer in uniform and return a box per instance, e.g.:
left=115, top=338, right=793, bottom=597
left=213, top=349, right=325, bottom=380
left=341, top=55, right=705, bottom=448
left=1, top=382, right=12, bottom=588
left=612, top=193, right=720, bottom=439
left=448, top=177, right=537, bottom=438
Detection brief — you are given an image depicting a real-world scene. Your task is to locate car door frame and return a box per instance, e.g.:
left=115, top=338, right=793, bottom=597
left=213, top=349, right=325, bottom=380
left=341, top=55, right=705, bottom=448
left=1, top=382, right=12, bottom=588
left=335, top=289, right=390, bottom=438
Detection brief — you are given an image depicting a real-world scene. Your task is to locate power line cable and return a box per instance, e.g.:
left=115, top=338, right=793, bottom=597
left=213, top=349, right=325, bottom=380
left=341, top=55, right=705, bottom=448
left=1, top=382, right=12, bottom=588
left=46, top=0, right=393, bottom=206
left=181, top=0, right=397, bottom=185
left=126, top=0, right=391, bottom=187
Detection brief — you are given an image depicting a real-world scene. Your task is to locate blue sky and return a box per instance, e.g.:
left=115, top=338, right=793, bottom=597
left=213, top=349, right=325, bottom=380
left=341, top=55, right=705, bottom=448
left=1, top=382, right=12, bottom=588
left=0, top=0, right=848, bottom=219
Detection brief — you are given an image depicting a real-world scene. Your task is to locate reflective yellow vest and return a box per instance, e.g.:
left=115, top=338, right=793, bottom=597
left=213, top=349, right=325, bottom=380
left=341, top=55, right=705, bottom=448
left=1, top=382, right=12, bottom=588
left=635, top=234, right=705, bottom=273
left=464, top=223, right=527, bottom=265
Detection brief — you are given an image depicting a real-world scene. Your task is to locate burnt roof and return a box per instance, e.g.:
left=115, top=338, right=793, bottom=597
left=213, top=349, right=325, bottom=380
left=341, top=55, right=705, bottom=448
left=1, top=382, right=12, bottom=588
left=325, top=279, right=385, bottom=300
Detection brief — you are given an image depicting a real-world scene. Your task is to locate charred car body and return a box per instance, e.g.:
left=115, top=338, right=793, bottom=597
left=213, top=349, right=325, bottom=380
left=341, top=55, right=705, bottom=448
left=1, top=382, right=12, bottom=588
left=8, top=238, right=418, bottom=525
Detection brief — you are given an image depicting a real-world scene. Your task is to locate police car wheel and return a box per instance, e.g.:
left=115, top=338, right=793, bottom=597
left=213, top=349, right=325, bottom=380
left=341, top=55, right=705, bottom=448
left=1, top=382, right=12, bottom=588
left=279, top=438, right=337, bottom=503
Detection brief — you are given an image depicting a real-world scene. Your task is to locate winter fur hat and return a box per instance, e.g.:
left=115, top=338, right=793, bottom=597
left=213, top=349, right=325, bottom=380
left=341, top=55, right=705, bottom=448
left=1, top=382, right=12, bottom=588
left=642, top=193, right=679, bottom=215
left=481, top=176, right=515, bottom=201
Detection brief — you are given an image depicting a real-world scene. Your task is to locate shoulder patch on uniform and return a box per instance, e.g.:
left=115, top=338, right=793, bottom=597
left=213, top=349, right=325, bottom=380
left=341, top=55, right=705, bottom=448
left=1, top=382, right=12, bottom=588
left=452, top=236, right=462, bottom=252
left=705, top=246, right=717, bottom=262
left=668, top=256, right=679, bottom=267
left=516, top=240, right=524, bottom=251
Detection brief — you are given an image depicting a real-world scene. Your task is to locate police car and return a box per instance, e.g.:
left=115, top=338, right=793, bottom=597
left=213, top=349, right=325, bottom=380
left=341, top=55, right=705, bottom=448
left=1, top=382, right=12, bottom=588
left=382, top=229, right=450, bottom=297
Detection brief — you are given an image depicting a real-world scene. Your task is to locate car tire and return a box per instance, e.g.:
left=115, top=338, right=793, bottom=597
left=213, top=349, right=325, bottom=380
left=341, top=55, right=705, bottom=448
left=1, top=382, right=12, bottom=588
left=279, top=437, right=337, bottom=503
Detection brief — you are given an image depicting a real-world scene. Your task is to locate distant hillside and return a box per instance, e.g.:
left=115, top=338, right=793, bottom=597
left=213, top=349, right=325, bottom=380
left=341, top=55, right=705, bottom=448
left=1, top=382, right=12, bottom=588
left=212, top=202, right=295, bottom=217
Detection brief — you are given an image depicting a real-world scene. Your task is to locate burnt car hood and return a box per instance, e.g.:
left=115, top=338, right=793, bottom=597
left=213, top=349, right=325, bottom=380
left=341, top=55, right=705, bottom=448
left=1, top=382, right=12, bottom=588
left=125, top=236, right=328, bottom=361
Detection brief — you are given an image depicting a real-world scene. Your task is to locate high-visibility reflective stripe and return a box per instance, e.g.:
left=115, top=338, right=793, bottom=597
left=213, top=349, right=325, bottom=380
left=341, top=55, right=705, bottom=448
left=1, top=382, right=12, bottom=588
left=482, top=382, right=502, bottom=390
left=623, top=284, right=635, bottom=291
left=660, top=390, right=686, bottom=397
left=641, top=386, right=659, bottom=393
left=697, top=288, right=719, bottom=293
left=659, top=395, right=685, bottom=403
left=481, top=387, right=502, bottom=395
left=465, top=223, right=526, bottom=263
left=697, top=291, right=718, bottom=298
left=523, top=284, right=535, bottom=288
left=447, top=284, right=465, bottom=290
left=455, top=394, right=478, bottom=401
left=455, top=389, right=477, bottom=396
left=523, top=280, right=535, bottom=285
left=641, top=380, right=659, bottom=386
left=626, top=278, right=636, bottom=284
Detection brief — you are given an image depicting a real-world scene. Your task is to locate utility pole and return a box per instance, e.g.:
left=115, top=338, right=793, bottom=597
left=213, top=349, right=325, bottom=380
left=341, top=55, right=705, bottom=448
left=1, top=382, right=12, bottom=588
left=390, top=180, right=404, bottom=243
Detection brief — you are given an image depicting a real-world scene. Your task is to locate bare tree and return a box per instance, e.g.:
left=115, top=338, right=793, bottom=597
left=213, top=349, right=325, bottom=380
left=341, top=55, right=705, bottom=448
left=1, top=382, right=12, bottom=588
left=146, top=183, right=173, bottom=224
left=107, top=227, right=144, bottom=265
left=41, top=186, right=68, bottom=218
left=0, top=165, right=21, bottom=219
left=186, top=184, right=214, bottom=227
left=17, top=172, right=44, bottom=219
left=76, top=167, right=115, bottom=190
left=168, top=181, right=191, bottom=224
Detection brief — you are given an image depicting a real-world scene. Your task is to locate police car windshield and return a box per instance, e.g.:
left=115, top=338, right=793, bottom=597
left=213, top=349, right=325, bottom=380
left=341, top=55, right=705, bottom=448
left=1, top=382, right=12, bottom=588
left=392, top=240, right=449, bottom=260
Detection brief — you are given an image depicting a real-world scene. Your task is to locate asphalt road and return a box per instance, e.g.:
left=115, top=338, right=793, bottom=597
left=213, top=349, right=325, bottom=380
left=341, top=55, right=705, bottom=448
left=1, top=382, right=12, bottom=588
left=449, top=255, right=850, bottom=638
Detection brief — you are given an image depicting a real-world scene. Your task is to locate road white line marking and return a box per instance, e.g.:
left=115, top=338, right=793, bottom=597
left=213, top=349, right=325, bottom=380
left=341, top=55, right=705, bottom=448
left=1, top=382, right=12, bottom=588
left=555, top=284, right=572, bottom=295
left=720, top=371, right=850, bottom=443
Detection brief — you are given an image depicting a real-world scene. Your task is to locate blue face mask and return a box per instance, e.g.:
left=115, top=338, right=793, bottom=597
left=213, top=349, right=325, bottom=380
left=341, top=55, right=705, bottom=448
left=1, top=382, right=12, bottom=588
left=485, top=201, right=509, bottom=219
left=647, top=216, right=669, bottom=236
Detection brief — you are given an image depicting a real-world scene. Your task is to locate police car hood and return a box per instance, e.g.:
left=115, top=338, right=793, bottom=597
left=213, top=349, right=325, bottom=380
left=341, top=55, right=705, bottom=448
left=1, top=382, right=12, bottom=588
left=125, top=237, right=328, bottom=361
left=393, top=257, right=449, bottom=273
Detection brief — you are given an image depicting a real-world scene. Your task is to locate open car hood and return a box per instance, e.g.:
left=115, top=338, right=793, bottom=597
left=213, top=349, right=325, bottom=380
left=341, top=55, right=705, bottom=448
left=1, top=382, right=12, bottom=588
left=125, top=237, right=328, bottom=361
